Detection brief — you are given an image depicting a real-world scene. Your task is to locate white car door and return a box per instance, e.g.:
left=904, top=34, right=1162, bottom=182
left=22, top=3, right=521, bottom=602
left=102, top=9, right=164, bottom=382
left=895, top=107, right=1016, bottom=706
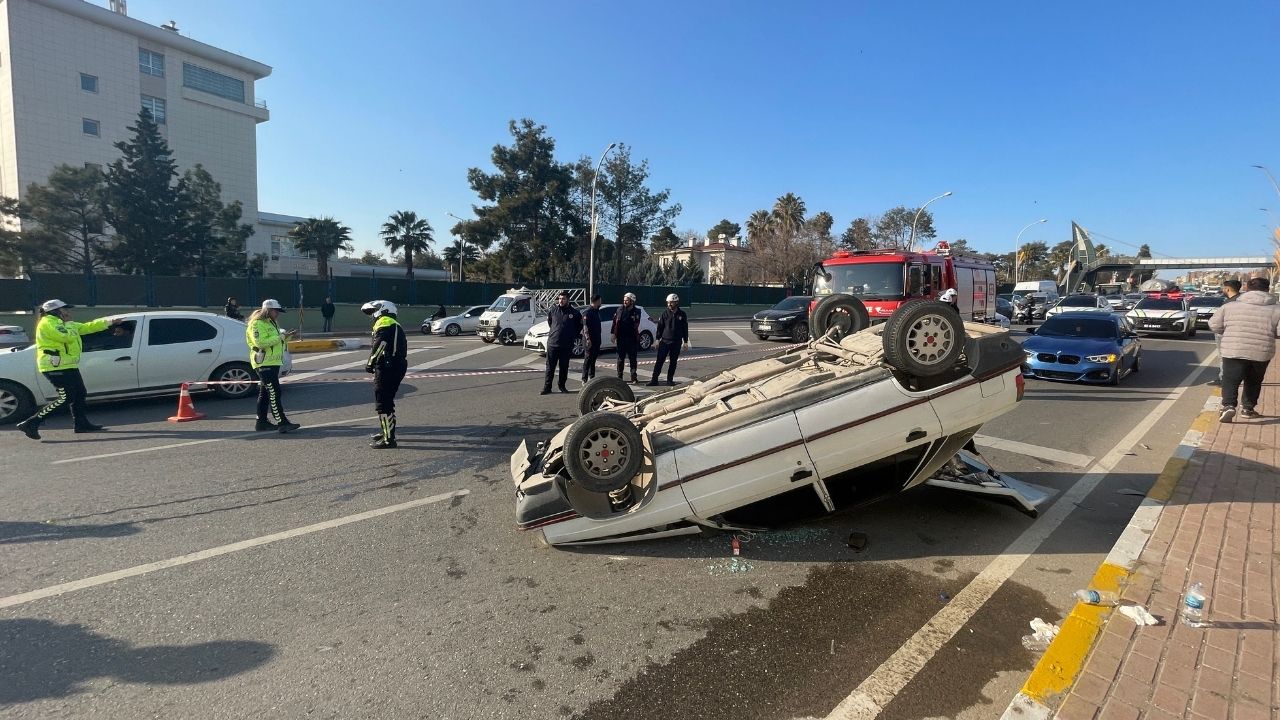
left=137, top=316, right=222, bottom=389
left=597, top=305, right=618, bottom=351
left=75, top=319, right=141, bottom=395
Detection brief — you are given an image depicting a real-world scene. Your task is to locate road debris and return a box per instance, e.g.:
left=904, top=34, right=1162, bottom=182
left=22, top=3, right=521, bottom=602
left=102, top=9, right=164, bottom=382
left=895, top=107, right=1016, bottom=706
left=1118, top=604, right=1160, bottom=626
left=1020, top=617, right=1060, bottom=651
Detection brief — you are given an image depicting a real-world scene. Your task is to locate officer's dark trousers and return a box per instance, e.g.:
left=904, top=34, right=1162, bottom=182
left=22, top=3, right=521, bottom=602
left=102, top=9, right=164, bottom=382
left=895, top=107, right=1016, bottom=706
left=544, top=345, right=572, bottom=390
left=652, top=341, right=682, bottom=383
left=33, top=369, right=91, bottom=427
left=256, top=366, right=288, bottom=423
left=616, top=340, right=639, bottom=379
left=581, top=337, right=601, bottom=382
left=374, top=361, right=408, bottom=413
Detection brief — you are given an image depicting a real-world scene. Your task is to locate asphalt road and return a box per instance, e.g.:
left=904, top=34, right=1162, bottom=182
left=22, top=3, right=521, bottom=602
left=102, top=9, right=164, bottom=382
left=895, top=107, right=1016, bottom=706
left=0, top=319, right=1221, bottom=719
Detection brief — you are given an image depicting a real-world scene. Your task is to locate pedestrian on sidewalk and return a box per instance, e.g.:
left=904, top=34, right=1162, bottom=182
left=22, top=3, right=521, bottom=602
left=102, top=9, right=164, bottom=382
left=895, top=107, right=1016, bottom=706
left=649, top=294, right=688, bottom=386
left=613, top=293, right=642, bottom=384
left=541, top=292, right=582, bottom=395
left=247, top=299, right=299, bottom=433
left=1210, top=279, right=1242, bottom=385
left=320, top=297, right=336, bottom=332
left=581, top=295, right=603, bottom=383
left=362, top=300, right=407, bottom=449
left=15, top=299, right=122, bottom=440
left=1208, top=277, right=1280, bottom=423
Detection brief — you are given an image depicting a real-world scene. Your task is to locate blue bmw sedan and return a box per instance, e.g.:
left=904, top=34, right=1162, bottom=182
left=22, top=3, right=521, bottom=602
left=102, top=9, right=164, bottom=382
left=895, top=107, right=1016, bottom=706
left=1022, top=312, right=1141, bottom=385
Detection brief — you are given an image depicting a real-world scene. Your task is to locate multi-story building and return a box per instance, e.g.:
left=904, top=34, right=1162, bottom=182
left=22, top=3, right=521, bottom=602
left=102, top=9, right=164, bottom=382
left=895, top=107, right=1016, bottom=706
left=651, top=235, right=753, bottom=285
left=0, top=0, right=281, bottom=264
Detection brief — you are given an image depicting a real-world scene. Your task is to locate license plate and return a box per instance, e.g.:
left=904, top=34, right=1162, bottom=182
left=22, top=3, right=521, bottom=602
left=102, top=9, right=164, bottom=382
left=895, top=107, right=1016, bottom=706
left=1143, top=324, right=1161, bottom=329
left=758, top=323, right=771, bottom=330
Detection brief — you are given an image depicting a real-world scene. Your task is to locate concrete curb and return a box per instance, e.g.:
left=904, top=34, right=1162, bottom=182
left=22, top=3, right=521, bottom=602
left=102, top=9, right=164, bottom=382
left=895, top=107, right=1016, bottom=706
left=1000, top=392, right=1222, bottom=720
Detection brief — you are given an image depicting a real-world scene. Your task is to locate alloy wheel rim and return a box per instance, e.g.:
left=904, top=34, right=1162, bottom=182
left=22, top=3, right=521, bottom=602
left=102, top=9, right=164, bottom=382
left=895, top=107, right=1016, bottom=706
left=578, top=427, right=630, bottom=478
left=905, top=315, right=953, bottom=365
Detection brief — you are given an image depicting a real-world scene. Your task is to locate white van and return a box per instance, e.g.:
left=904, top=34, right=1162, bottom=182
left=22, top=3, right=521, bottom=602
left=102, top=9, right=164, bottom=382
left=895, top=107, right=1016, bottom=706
left=476, top=287, right=585, bottom=345
left=1013, top=280, right=1059, bottom=297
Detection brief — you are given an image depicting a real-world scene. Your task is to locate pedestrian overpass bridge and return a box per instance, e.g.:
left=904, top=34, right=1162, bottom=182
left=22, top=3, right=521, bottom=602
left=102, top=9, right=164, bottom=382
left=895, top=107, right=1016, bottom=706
left=1071, top=255, right=1274, bottom=291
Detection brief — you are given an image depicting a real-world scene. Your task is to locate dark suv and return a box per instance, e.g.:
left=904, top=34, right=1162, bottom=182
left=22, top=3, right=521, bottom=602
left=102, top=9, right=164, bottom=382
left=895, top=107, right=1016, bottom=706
left=751, top=295, right=813, bottom=342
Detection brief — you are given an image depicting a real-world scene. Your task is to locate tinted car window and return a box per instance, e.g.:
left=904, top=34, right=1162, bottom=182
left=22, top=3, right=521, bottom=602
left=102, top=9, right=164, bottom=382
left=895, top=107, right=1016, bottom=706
left=1134, top=298, right=1184, bottom=311
left=1060, top=296, right=1100, bottom=307
left=511, top=298, right=531, bottom=313
left=1187, top=297, right=1224, bottom=308
left=1037, top=317, right=1119, bottom=339
left=772, top=296, right=812, bottom=312
left=147, top=318, right=217, bottom=346
left=82, top=320, right=138, bottom=352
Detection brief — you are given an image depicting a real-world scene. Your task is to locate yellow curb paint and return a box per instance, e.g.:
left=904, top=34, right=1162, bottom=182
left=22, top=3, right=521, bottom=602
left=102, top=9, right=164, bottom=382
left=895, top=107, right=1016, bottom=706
left=1022, top=562, right=1131, bottom=703
left=1189, top=410, right=1216, bottom=434
left=287, top=339, right=341, bottom=353
left=1148, top=458, right=1185, bottom=503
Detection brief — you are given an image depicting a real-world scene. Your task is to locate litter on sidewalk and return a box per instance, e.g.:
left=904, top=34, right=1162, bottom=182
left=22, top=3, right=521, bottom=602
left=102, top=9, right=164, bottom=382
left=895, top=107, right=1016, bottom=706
left=1117, top=604, right=1159, bottom=626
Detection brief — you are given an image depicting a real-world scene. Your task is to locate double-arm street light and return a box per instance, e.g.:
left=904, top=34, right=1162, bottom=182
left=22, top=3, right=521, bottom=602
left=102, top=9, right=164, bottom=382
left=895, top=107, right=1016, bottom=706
left=909, top=191, right=952, bottom=251
left=1013, top=218, right=1048, bottom=284
left=446, top=212, right=467, bottom=283
left=587, top=142, right=618, bottom=300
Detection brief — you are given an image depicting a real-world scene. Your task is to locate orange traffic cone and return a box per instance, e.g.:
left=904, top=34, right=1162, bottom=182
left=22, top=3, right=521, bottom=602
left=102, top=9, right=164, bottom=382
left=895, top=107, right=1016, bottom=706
left=168, top=382, right=206, bottom=422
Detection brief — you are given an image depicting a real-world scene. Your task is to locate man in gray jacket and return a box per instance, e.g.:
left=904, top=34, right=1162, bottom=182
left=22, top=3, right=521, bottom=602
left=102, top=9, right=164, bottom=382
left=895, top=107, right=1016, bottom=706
left=1208, top=277, right=1280, bottom=422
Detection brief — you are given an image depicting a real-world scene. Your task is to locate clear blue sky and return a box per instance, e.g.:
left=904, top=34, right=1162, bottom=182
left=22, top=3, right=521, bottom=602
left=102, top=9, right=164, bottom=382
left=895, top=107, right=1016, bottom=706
left=123, top=0, right=1280, bottom=266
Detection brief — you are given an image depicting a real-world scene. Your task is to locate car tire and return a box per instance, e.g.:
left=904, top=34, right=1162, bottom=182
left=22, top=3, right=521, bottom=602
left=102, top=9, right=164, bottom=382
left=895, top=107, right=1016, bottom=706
left=0, top=379, right=35, bottom=425
left=882, top=300, right=965, bottom=378
left=571, top=337, right=585, bottom=359
left=480, top=335, right=495, bottom=344
left=578, top=376, right=636, bottom=415
left=420, top=325, right=431, bottom=335
left=563, top=411, right=644, bottom=493
left=445, top=323, right=461, bottom=337
left=1108, top=367, right=1122, bottom=386
left=1188, top=327, right=1197, bottom=338
left=210, top=362, right=257, bottom=399
left=1131, top=354, right=1140, bottom=373
left=755, top=333, right=770, bottom=342
left=639, top=331, right=654, bottom=351
left=791, top=322, right=809, bottom=344
left=498, top=328, right=517, bottom=345
left=810, top=294, right=870, bottom=341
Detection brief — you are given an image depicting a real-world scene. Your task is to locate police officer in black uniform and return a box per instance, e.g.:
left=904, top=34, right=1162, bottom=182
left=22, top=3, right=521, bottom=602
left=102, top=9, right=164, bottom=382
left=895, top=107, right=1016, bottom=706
left=362, top=299, right=408, bottom=449
left=580, top=294, right=603, bottom=383
left=649, top=293, right=689, bottom=386
left=541, top=292, right=582, bottom=395
left=613, top=292, right=642, bottom=383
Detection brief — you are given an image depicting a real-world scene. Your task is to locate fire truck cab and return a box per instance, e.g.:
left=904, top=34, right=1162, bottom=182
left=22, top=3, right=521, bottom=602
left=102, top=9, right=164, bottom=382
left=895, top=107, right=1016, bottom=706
left=811, top=241, right=998, bottom=323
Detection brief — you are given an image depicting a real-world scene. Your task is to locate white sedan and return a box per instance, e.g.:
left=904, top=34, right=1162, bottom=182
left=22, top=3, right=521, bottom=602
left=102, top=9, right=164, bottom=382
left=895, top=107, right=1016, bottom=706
left=0, top=325, right=31, bottom=350
left=523, top=304, right=657, bottom=357
left=0, top=311, right=291, bottom=424
left=1044, top=294, right=1113, bottom=319
left=425, top=305, right=489, bottom=336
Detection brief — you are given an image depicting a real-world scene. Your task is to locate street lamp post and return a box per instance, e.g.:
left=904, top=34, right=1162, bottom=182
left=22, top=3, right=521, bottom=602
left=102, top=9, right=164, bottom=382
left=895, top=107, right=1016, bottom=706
left=1252, top=165, right=1280, bottom=200
left=909, top=191, right=952, bottom=251
left=1013, top=218, right=1048, bottom=284
left=587, top=142, right=618, bottom=300
left=446, top=212, right=467, bottom=283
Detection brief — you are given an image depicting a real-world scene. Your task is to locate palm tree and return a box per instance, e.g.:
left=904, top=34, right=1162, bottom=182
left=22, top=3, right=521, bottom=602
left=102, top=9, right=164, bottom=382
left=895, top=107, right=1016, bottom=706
left=441, top=242, right=481, bottom=280
left=771, top=193, right=807, bottom=236
left=288, top=217, right=353, bottom=279
left=746, top=210, right=772, bottom=244
left=380, top=210, right=435, bottom=279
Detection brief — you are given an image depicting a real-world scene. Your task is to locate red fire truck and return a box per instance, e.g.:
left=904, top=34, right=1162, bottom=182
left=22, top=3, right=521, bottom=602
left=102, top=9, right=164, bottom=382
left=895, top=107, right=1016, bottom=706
left=811, top=241, right=998, bottom=322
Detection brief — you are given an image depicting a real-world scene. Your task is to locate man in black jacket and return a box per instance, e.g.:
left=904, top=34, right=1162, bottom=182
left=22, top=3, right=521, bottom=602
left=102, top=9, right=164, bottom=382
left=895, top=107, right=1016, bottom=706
left=320, top=297, right=336, bottom=332
left=649, top=293, right=689, bottom=386
left=581, top=295, right=603, bottom=383
left=613, top=292, right=642, bottom=383
left=542, top=292, right=582, bottom=395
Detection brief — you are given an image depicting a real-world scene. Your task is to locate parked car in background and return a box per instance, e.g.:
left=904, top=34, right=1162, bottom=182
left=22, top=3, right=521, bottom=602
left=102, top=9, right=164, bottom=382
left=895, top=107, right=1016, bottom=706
left=1044, top=294, right=1112, bottom=319
left=425, top=305, right=489, bottom=336
left=1022, top=313, right=1142, bottom=386
left=1186, top=295, right=1226, bottom=329
left=1102, top=294, right=1128, bottom=311
left=996, top=297, right=1014, bottom=319
left=1125, top=295, right=1196, bottom=338
left=523, top=304, right=657, bottom=357
left=0, top=311, right=290, bottom=425
left=0, top=325, right=31, bottom=350
left=751, top=295, right=813, bottom=342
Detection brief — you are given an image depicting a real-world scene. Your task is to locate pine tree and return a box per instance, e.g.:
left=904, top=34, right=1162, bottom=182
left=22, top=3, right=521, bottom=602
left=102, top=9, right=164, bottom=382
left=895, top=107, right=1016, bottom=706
left=101, top=110, right=191, bottom=277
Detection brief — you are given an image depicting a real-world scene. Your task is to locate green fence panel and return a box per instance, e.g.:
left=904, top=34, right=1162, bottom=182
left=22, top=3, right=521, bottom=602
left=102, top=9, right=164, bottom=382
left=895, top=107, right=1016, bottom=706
left=94, top=274, right=149, bottom=306
left=31, top=273, right=92, bottom=306
left=0, top=279, right=33, bottom=311
left=206, top=277, right=255, bottom=309
left=153, top=275, right=200, bottom=306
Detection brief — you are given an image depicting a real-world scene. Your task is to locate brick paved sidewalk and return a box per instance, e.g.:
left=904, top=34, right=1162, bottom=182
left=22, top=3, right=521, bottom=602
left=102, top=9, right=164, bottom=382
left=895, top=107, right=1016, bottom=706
left=1053, top=357, right=1280, bottom=720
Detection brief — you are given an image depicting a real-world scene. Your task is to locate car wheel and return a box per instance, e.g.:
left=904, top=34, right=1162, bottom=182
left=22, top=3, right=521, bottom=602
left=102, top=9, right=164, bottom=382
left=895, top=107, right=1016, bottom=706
left=571, top=337, right=585, bottom=359
left=480, top=335, right=495, bottom=344
left=498, top=328, right=517, bottom=345
left=639, top=331, right=654, bottom=351
left=882, top=300, right=964, bottom=378
left=578, top=376, right=636, bottom=415
left=420, top=325, right=431, bottom=335
left=810, top=294, right=869, bottom=341
left=755, top=333, right=770, bottom=342
left=1108, top=367, right=1122, bottom=386
left=563, top=411, right=644, bottom=493
left=1188, top=327, right=1197, bottom=338
left=0, top=379, right=35, bottom=425
left=791, top=322, right=809, bottom=344
left=1131, top=354, right=1140, bottom=373
left=445, top=323, right=461, bottom=337
left=210, top=362, right=257, bottom=399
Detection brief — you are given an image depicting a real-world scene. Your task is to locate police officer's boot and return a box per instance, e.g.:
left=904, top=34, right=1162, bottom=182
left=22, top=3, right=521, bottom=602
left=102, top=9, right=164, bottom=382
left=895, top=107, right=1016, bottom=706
left=16, top=416, right=41, bottom=440
left=371, top=413, right=397, bottom=449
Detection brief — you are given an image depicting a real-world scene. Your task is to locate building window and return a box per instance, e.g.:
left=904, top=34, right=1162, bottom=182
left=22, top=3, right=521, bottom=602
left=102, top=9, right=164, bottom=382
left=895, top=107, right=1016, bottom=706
left=139, top=48, right=165, bottom=76
left=141, top=95, right=166, bottom=124
left=80, top=73, right=98, bottom=93
left=82, top=118, right=100, bottom=137
left=182, top=62, right=244, bottom=103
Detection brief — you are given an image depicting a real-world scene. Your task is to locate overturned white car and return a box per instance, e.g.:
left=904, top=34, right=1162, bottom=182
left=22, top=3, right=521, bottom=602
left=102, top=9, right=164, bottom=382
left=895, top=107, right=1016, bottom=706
left=512, top=298, right=1045, bottom=546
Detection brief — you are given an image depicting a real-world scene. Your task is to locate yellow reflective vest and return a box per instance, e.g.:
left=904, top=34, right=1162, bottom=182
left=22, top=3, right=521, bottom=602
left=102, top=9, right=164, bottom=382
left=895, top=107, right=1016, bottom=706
left=246, top=317, right=285, bottom=369
left=35, top=314, right=110, bottom=373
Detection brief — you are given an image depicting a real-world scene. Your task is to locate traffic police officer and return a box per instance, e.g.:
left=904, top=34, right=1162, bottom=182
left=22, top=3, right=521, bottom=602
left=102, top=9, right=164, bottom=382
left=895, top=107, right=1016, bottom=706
left=542, top=291, right=582, bottom=395
left=362, top=300, right=408, bottom=449
left=247, top=299, right=299, bottom=433
left=580, top=294, right=604, bottom=383
left=649, top=293, right=689, bottom=386
left=612, top=292, right=642, bottom=383
left=16, top=299, right=121, bottom=439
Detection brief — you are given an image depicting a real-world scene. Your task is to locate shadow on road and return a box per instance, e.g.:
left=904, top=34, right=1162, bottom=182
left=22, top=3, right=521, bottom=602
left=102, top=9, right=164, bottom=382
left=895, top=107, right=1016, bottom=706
left=0, top=618, right=273, bottom=706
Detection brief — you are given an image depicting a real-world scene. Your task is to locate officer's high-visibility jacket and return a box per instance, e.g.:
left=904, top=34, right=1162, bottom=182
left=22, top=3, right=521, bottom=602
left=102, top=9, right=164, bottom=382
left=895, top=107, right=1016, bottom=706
left=246, top=317, right=285, bottom=369
left=35, top=314, right=110, bottom=373
left=366, top=315, right=407, bottom=369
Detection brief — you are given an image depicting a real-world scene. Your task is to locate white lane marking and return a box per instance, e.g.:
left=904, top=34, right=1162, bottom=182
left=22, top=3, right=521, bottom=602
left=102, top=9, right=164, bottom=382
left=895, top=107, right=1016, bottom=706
left=822, top=351, right=1218, bottom=720
left=722, top=330, right=751, bottom=346
left=0, top=489, right=469, bottom=610
left=407, top=344, right=500, bottom=372
left=973, top=435, right=1095, bottom=468
left=50, top=415, right=380, bottom=465
left=504, top=352, right=545, bottom=368
left=290, top=349, right=360, bottom=363
left=285, top=347, right=435, bottom=382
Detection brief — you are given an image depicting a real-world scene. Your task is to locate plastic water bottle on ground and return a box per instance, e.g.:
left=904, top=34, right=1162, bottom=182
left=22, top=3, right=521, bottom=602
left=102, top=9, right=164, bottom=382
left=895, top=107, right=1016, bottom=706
left=1181, top=582, right=1206, bottom=627
left=1072, top=589, right=1120, bottom=607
